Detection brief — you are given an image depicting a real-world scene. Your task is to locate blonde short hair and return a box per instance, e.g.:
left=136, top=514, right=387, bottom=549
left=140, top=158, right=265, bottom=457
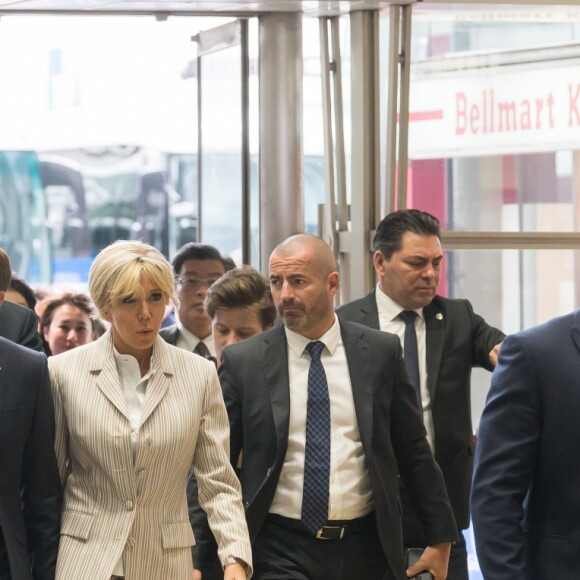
left=89, top=240, right=176, bottom=316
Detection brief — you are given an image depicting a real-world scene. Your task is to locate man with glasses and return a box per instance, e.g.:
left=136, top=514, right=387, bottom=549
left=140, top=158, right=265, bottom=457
left=161, top=242, right=231, bottom=360
left=160, top=242, right=232, bottom=577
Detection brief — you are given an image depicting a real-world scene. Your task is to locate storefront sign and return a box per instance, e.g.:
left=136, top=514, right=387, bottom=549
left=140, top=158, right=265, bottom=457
left=409, top=63, right=580, bottom=158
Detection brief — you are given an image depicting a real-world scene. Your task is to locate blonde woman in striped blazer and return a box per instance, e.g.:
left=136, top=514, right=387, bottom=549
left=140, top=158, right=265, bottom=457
left=49, top=240, right=252, bottom=580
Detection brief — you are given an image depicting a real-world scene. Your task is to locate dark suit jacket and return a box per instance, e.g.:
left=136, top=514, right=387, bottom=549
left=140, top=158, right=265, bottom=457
left=0, top=337, right=61, bottom=580
left=159, top=324, right=179, bottom=346
left=337, top=290, right=504, bottom=531
left=0, top=301, right=44, bottom=352
left=471, top=309, right=580, bottom=579
left=205, top=321, right=457, bottom=579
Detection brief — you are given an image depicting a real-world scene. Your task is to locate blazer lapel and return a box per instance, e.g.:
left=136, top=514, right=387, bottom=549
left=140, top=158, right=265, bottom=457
left=140, top=372, right=170, bottom=427
left=140, top=338, right=172, bottom=426
left=0, top=342, right=6, bottom=408
left=359, top=290, right=381, bottom=330
left=92, top=333, right=172, bottom=423
left=424, top=300, right=445, bottom=400
left=93, top=335, right=129, bottom=419
left=341, top=321, right=373, bottom=448
left=263, top=326, right=291, bottom=458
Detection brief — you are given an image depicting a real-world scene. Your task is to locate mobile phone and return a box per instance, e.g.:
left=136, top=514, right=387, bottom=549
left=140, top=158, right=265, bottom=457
left=405, top=548, right=434, bottom=580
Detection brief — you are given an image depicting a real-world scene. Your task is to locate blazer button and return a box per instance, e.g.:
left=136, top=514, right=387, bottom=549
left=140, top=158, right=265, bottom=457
left=126, top=500, right=134, bottom=510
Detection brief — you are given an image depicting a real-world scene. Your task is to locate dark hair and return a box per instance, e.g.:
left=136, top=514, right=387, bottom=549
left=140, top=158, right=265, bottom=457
left=9, top=274, right=37, bottom=309
left=222, top=257, right=237, bottom=272
left=205, top=266, right=276, bottom=329
left=91, top=317, right=108, bottom=338
left=0, top=248, right=12, bottom=292
left=171, top=243, right=228, bottom=275
left=41, top=293, right=94, bottom=330
left=373, top=209, right=441, bottom=259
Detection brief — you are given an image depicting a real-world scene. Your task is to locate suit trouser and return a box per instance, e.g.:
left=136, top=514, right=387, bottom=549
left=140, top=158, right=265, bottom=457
left=446, top=531, right=468, bottom=580
left=402, top=486, right=468, bottom=580
left=252, top=514, right=395, bottom=580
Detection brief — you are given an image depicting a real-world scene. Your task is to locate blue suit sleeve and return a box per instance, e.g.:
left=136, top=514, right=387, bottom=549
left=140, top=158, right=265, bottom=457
left=471, top=333, right=540, bottom=579
left=21, top=354, right=62, bottom=580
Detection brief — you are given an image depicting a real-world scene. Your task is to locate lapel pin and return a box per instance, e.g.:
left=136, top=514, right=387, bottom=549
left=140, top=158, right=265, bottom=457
left=436, top=313, right=443, bottom=320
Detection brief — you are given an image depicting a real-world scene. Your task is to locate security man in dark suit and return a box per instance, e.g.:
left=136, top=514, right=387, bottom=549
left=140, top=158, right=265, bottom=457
left=199, top=233, right=457, bottom=580
left=0, top=315, right=61, bottom=578
left=337, top=209, right=505, bottom=580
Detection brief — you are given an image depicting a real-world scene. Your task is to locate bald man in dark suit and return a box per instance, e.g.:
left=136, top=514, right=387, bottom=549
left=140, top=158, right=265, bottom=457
left=199, top=234, right=457, bottom=580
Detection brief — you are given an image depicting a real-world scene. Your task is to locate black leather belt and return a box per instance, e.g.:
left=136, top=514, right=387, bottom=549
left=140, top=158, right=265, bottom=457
left=267, top=511, right=375, bottom=540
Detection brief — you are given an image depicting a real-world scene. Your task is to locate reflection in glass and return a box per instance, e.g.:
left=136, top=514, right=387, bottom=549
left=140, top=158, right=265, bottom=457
left=199, top=47, right=243, bottom=260
left=405, top=4, right=580, bottom=237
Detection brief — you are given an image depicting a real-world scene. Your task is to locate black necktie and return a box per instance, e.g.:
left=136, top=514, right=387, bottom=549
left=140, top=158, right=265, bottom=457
left=301, top=340, right=330, bottom=534
left=194, top=341, right=211, bottom=358
left=399, top=310, right=422, bottom=407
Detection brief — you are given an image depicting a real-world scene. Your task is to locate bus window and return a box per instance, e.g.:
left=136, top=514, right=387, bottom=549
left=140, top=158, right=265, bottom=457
left=0, top=151, right=51, bottom=283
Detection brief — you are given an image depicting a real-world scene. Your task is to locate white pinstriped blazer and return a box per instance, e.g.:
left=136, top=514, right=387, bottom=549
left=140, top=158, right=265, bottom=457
left=49, top=331, right=252, bottom=580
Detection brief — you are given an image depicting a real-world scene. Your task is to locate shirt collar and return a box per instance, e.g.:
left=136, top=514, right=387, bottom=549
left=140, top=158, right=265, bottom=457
left=284, top=314, right=341, bottom=358
left=375, top=283, right=424, bottom=321
left=112, top=344, right=157, bottom=379
left=176, top=321, right=208, bottom=348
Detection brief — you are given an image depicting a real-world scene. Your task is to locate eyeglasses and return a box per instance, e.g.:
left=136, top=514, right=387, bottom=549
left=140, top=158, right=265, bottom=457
left=176, top=276, right=220, bottom=289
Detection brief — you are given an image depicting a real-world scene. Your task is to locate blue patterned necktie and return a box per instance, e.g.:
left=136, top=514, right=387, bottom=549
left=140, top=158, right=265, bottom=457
left=399, top=310, right=422, bottom=407
left=301, top=340, right=330, bottom=534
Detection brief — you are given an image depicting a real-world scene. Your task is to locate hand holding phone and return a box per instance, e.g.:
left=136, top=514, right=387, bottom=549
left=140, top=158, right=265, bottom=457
left=405, top=548, right=434, bottom=580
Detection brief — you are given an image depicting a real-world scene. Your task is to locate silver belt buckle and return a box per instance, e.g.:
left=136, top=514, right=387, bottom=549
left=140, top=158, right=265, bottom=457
left=315, top=525, right=345, bottom=540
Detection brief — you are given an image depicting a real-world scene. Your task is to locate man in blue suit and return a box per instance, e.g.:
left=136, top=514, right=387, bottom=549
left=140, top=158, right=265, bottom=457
left=0, top=336, right=62, bottom=579
left=471, top=310, right=580, bottom=578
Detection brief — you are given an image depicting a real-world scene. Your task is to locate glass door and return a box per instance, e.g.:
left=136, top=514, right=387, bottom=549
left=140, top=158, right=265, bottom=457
left=194, top=19, right=254, bottom=265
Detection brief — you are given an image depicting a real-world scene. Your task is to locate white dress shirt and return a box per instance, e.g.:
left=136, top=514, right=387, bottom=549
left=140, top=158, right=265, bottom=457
left=176, top=320, right=216, bottom=357
left=269, top=315, right=374, bottom=522
left=111, top=347, right=153, bottom=576
left=375, top=285, right=435, bottom=451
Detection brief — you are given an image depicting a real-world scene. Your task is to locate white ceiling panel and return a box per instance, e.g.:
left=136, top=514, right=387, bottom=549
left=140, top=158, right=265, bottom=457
left=0, top=0, right=578, bottom=16
left=0, top=0, right=397, bottom=16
